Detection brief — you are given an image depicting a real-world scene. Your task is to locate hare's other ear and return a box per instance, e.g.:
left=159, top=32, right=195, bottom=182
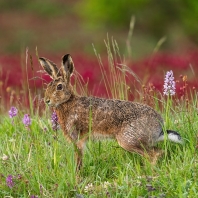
left=61, top=54, right=74, bottom=81
left=39, top=57, right=61, bottom=79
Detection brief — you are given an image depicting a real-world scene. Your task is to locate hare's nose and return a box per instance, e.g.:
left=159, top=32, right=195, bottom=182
left=45, top=99, right=50, bottom=104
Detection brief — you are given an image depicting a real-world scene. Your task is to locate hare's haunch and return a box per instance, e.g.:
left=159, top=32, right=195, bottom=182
left=39, top=54, right=182, bottom=169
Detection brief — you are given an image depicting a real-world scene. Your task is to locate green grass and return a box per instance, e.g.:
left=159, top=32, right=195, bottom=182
left=0, top=96, right=197, bottom=197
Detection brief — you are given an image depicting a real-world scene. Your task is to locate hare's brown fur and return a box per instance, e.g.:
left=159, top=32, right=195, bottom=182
left=39, top=54, right=182, bottom=169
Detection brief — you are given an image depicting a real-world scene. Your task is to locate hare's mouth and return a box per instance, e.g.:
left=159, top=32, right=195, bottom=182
left=45, top=100, right=56, bottom=108
left=47, top=103, right=55, bottom=107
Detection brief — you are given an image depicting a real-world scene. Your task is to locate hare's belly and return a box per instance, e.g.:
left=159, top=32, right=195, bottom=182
left=91, top=131, right=115, bottom=140
left=91, top=118, right=119, bottom=139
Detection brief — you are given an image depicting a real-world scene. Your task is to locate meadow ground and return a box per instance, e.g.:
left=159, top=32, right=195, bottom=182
left=0, top=92, right=198, bottom=198
left=0, top=43, right=198, bottom=197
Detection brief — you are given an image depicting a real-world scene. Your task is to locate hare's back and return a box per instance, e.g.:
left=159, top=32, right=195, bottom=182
left=79, top=96, right=163, bottom=126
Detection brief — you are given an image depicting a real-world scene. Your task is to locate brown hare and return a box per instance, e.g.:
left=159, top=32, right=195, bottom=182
left=39, top=54, right=182, bottom=169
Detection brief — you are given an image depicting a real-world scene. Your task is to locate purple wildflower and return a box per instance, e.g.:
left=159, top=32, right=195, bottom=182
left=8, top=106, right=18, bottom=118
left=163, top=70, right=176, bottom=96
left=22, top=114, right=32, bottom=127
left=30, top=196, right=38, bottom=198
left=51, top=111, right=59, bottom=131
left=6, top=175, right=14, bottom=188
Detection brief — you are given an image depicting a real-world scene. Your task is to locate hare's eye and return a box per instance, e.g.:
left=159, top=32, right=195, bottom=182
left=57, top=84, right=63, bottom=90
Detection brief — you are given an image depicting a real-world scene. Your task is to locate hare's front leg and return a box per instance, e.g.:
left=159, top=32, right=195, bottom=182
left=64, top=120, right=86, bottom=169
left=75, top=137, right=88, bottom=170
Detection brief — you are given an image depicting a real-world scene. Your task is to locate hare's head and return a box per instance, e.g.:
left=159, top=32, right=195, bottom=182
left=39, top=54, right=74, bottom=107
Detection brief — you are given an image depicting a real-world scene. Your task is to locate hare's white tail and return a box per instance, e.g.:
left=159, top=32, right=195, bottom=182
left=157, top=130, right=183, bottom=144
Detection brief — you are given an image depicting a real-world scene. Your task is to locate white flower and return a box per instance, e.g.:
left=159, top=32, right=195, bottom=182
left=103, top=181, right=111, bottom=189
left=2, top=154, right=9, bottom=161
left=84, top=183, right=93, bottom=193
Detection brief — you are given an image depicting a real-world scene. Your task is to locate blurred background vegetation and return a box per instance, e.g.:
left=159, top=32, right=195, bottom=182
left=1, top=0, right=198, bottom=111
left=1, top=0, right=198, bottom=58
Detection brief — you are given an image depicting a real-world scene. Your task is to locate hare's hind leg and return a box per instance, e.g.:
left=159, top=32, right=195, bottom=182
left=148, top=147, right=164, bottom=165
left=116, top=133, right=146, bottom=156
left=116, top=134, right=163, bottom=165
left=116, top=132, right=163, bottom=164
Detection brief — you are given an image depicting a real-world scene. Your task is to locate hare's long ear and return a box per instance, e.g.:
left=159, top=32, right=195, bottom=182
left=39, top=57, right=61, bottom=79
left=61, top=54, right=74, bottom=82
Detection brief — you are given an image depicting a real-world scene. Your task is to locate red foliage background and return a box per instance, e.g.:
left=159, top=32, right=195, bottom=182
left=1, top=51, right=198, bottom=111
